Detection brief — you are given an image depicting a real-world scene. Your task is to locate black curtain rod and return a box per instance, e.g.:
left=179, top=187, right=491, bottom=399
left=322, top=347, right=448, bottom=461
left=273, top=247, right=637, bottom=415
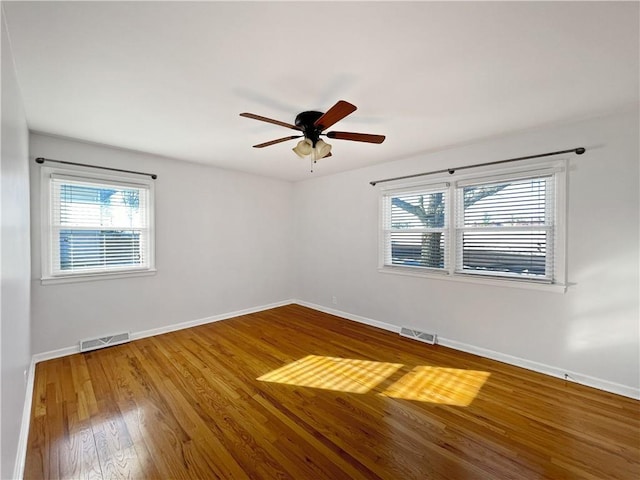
left=369, top=147, right=585, bottom=186
left=35, top=157, right=157, bottom=179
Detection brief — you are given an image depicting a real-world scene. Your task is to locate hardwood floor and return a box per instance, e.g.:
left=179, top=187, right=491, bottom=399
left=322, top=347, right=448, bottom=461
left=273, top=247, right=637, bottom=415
left=25, top=304, right=639, bottom=479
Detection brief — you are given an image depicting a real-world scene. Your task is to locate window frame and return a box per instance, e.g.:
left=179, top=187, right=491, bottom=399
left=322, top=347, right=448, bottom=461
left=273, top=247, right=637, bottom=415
left=378, top=159, right=567, bottom=292
left=40, top=164, right=156, bottom=285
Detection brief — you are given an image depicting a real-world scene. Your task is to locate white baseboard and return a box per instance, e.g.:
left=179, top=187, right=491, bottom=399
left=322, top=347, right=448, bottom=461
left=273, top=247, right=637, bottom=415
left=32, top=299, right=294, bottom=364
left=437, top=338, right=640, bottom=400
left=13, top=357, right=36, bottom=480
left=129, top=299, right=293, bottom=342
left=32, top=345, right=79, bottom=363
left=293, top=300, right=640, bottom=400
left=293, top=300, right=401, bottom=334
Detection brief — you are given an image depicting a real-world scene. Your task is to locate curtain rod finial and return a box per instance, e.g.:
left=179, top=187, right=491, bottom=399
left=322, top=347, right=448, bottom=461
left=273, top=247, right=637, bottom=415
left=576, top=148, right=586, bottom=155
left=35, top=157, right=45, bottom=164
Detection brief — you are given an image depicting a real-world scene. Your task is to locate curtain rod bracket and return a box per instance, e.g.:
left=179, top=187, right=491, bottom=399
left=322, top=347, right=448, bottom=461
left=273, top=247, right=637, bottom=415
left=35, top=157, right=157, bottom=179
left=370, top=147, right=585, bottom=186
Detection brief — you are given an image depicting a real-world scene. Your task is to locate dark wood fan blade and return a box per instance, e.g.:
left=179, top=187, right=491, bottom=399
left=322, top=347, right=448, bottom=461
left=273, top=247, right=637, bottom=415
left=253, top=135, right=302, bottom=148
left=326, top=131, right=386, bottom=144
left=314, top=100, right=357, bottom=131
left=240, top=113, right=301, bottom=131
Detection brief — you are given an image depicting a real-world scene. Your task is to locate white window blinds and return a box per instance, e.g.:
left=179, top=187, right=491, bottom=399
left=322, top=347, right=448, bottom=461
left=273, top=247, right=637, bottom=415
left=48, top=174, right=152, bottom=276
left=383, top=186, right=448, bottom=271
left=454, top=175, right=554, bottom=281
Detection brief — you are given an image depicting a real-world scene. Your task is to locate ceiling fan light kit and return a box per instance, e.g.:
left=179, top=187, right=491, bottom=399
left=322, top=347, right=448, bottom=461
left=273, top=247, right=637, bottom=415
left=312, top=139, right=332, bottom=160
left=292, top=138, right=313, bottom=158
left=240, top=100, right=385, bottom=172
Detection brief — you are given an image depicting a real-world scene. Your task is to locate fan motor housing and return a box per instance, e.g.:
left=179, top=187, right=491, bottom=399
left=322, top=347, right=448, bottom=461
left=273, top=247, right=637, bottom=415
left=295, top=111, right=324, bottom=145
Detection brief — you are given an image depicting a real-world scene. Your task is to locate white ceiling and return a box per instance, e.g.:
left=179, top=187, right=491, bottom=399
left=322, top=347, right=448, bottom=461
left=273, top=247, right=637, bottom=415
left=3, top=1, right=639, bottom=182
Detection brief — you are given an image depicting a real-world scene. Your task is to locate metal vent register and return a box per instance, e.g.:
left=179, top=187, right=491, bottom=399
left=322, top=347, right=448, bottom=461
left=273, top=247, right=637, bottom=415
left=399, top=327, right=437, bottom=345
left=80, top=332, right=130, bottom=352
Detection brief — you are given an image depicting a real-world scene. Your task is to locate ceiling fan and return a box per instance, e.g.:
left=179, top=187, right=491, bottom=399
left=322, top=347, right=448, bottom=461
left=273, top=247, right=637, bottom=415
left=240, top=100, right=385, bottom=170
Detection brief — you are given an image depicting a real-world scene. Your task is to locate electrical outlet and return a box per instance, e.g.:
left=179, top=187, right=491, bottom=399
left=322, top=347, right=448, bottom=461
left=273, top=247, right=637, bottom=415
left=332, top=296, right=338, bottom=305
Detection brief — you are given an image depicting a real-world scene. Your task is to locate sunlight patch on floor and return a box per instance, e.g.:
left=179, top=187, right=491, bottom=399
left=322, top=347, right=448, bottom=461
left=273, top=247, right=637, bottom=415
left=257, top=355, right=403, bottom=393
left=258, top=356, right=490, bottom=405
left=380, top=366, right=490, bottom=406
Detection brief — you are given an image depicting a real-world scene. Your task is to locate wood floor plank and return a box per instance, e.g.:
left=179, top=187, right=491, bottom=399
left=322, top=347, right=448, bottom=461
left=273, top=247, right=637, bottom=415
left=25, top=304, right=640, bottom=479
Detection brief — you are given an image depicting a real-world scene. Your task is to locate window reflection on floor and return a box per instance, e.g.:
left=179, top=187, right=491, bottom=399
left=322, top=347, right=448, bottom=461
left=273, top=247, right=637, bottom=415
left=258, top=355, right=490, bottom=406
left=380, top=366, right=490, bottom=406
left=257, top=355, right=403, bottom=393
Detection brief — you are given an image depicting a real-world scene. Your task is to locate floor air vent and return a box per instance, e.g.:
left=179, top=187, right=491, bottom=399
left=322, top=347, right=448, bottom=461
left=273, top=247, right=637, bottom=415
left=400, top=327, right=437, bottom=345
left=80, top=332, right=130, bottom=352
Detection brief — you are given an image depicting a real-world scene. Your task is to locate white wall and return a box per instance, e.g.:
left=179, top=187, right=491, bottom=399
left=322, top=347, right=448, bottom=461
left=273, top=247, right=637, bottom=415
left=30, top=133, right=293, bottom=354
left=1, top=8, right=32, bottom=479
left=293, top=109, right=640, bottom=396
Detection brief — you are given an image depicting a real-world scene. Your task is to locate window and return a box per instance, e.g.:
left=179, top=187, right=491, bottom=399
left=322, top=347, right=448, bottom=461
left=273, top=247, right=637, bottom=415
left=383, top=184, right=449, bottom=271
left=41, top=166, right=155, bottom=283
left=380, top=161, right=566, bottom=289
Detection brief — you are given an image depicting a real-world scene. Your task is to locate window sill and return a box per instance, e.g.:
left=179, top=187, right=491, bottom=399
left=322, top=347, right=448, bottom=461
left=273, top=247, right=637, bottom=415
left=377, top=266, right=567, bottom=293
left=41, top=268, right=157, bottom=285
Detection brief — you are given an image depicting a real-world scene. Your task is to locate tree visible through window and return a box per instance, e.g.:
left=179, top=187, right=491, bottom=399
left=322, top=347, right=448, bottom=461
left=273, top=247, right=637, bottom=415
left=381, top=167, right=562, bottom=285
left=389, top=189, right=447, bottom=268
left=386, top=185, right=503, bottom=270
